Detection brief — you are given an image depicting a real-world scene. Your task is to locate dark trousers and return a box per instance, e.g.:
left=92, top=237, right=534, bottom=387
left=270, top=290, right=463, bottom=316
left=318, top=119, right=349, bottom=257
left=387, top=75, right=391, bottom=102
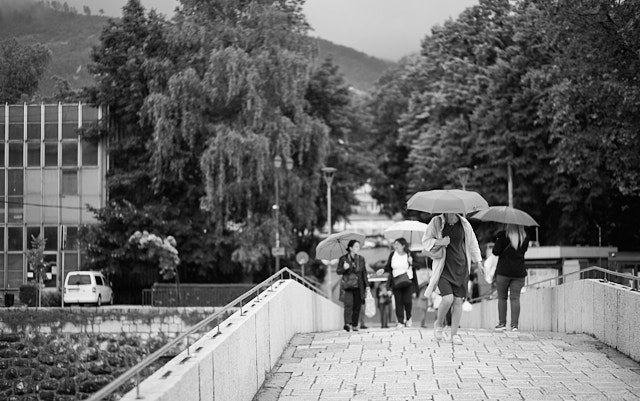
left=379, top=302, right=391, bottom=328
left=496, top=275, right=526, bottom=328
left=393, top=286, right=413, bottom=324
left=343, top=289, right=362, bottom=326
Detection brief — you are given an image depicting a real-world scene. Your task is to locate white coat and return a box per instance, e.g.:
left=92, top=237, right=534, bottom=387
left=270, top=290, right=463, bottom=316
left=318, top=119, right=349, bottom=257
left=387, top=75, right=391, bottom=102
left=421, top=214, right=482, bottom=298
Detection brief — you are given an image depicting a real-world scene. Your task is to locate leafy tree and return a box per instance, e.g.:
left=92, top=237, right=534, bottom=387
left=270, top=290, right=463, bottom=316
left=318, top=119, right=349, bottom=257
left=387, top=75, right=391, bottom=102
left=374, top=0, right=640, bottom=249
left=368, top=54, right=427, bottom=217
left=534, top=0, right=640, bottom=247
left=0, top=38, right=50, bottom=102
left=26, top=234, right=49, bottom=308
left=83, top=1, right=229, bottom=289
left=129, top=231, right=181, bottom=304
left=305, top=57, right=375, bottom=229
left=49, top=75, right=80, bottom=102
left=82, top=0, right=340, bottom=285
left=137, top=0, right=334, bottom=280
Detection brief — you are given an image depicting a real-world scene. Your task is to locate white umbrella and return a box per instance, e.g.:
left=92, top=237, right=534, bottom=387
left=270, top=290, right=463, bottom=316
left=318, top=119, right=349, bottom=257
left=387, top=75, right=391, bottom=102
left=406, top=189, right=489, bottom=214
left=383, top=220, right=428, bottom=251
left=315, top=231, right=366, bottom=260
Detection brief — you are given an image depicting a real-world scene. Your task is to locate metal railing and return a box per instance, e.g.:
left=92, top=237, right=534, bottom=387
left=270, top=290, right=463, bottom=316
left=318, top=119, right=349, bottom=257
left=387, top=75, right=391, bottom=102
left=87, top=267, right=326, bottom=401
left=468, top=266, right=640, bottom=304
left=141, top=283, right=257, bottom=306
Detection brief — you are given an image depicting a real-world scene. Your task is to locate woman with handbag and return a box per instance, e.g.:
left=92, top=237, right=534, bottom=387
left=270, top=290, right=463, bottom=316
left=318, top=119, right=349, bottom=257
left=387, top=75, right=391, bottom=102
left=492, top=224, right=529, bottom=332
left=384, top=238, right=419, bottom=328
left=337, top=240, right=370, bottom=332
left=422, top=213, right=482, bottom=343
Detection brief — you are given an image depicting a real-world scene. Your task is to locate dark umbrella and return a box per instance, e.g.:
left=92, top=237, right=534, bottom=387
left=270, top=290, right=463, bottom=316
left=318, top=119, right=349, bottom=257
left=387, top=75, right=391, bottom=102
left=471, top=205, right=539, bottom=227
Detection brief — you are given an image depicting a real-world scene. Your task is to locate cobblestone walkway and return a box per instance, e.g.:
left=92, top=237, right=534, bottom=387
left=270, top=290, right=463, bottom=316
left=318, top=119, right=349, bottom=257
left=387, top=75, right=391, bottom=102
left=255, top=327, right=640, bottom=401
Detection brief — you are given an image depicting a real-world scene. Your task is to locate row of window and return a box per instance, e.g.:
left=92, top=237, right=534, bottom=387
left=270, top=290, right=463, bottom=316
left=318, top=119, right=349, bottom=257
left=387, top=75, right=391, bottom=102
left=2, top=250, right=81, bottom=289
left=0, top=141, right=98, bottom=167
left=0, top=226, right=79, bottom=252
left=0, top=105, right=99, bottom=141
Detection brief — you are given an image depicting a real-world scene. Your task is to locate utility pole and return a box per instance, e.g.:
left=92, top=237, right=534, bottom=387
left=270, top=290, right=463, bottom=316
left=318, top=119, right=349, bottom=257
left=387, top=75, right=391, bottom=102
left=508, top=162, right=514, bottom=207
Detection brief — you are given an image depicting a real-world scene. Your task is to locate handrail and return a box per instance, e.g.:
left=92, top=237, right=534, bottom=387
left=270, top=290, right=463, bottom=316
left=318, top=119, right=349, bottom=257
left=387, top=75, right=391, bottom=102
left=87, top=267, right=326, bottom=401
left=467, top=265, right=640, bottom=304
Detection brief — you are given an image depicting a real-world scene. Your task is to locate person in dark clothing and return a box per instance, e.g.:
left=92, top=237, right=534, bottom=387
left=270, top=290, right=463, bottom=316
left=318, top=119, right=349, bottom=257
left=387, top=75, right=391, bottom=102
left=492, top=224, right=530, bottom=331
left=422, top=213, right=482, bottom=344
left=384, top=238, right=419, bottom=328
left=376, top=282, right=393, bottom=328
left=337, top=240, right=369, bottom=332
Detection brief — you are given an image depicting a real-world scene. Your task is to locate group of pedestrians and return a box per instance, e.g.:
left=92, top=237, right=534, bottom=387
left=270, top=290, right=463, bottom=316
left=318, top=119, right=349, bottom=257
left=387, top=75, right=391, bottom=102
left=336, top=212, right=530, bottom=342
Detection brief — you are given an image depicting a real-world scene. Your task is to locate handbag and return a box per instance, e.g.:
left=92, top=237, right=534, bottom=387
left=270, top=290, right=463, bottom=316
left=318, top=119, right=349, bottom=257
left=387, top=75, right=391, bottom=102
left=483, top=253, right=499, bottom=284
left=424, top=245, right=445, bottom=260
left=393, top=273, right=412, bottom=289
left=342, top=272, right=359, bottom=289
left=341, top=256, right=360, bottom=289
left=364, top=288, right=376, bottom=318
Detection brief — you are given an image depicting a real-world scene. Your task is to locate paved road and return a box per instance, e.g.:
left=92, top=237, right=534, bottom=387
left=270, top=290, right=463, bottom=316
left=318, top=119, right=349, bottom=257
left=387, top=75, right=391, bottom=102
left=255, top=327, right=640, bottom=400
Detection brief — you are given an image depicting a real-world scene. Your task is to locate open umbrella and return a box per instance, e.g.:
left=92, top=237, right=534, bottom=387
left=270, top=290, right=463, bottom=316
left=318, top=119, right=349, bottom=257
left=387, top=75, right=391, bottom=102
left=471, top=205, right=539, bottom=227
left=406, top=189, right=489, bottom=214
left=315, top=231, right=366, bottom=260
left=383, top=220, right=428, bottom=251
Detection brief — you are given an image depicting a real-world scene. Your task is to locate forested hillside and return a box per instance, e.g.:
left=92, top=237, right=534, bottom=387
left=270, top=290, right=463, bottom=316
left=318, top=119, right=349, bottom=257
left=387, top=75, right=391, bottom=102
left=0, top=0, right=108, bottom=96
left=0, top=0, right=391, bottom=96
left=313, top=38, right=393, bottom=91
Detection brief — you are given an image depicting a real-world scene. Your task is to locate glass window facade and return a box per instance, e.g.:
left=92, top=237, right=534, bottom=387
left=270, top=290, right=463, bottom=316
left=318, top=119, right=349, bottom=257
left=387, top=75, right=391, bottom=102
left=62, top=170, right=78, bottom=195
left=0, top=103, right=106, bottom=292
left=27, top=143, right=41, bottom=167
left=8, top=106, right=23, bottom=141
left=27, top=105, right=41, bottom=141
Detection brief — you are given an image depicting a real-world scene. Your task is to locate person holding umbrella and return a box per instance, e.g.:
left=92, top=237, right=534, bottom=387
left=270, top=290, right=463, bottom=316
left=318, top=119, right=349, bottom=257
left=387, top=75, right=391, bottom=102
left=422, top=213, right=482, bottom=344
left=383, top=237, right=419, bottom=328
left=472, top=206, right=537, bottom=332
left=336, top=240, right=370, bottom=332
left=491, top=224, right=529, bottom=331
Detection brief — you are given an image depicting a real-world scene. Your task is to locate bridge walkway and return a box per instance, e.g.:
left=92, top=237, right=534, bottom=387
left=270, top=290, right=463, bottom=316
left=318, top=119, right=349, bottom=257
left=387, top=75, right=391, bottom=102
left=256, top=326, right=640, bottom=401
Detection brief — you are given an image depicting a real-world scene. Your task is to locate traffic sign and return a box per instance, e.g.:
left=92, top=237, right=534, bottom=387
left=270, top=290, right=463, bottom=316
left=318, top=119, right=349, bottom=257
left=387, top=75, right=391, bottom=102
left=271, top=247, right=285, bottom=256
left=296, top=251, right=309, bottom=265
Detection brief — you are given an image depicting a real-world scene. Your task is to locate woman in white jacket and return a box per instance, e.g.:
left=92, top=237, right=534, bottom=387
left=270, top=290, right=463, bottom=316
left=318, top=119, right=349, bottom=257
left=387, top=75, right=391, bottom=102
left=422, top=213, right=482, bottom=344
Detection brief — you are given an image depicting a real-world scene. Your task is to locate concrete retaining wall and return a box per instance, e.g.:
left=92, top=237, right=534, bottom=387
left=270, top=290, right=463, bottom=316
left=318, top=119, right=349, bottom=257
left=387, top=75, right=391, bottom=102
left=120, top=279, right=343, bottom=401
left=460, top=279, right=640, bottom=362
left=0, top=306, right=220, bottom=338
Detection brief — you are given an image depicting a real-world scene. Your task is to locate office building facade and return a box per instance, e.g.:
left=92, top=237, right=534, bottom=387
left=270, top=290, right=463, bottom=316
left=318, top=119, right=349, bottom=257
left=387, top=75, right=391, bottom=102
left=0, top=103, right=107, bottom=295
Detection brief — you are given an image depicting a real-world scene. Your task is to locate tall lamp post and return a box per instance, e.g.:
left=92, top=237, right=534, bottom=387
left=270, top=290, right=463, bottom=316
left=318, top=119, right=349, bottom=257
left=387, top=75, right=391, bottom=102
left=273, top=155, right=293, bottom=274
left=321, top=166, right=336, bottom=301
left=455, top=167, right=472, bottom=191
left=321, top=167, right=337, bottom=234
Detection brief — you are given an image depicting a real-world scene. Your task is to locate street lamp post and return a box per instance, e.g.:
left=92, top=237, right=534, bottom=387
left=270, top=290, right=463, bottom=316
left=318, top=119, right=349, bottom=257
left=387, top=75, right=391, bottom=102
left=455, top=167, right=472, bottom=191
left=273, top=155, right=293, bottom=274
left=321, top=167, right=337, bottom=234
left=321, top=167, right=336, bottom=301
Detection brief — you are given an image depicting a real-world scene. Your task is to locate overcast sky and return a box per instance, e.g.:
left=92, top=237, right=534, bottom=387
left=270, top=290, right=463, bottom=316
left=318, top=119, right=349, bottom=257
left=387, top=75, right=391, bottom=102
left=61, top=0, right=478, bottom=60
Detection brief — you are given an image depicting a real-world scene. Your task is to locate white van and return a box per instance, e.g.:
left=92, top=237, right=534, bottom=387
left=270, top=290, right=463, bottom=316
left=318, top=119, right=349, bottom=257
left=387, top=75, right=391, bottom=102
left=63, top=271, right=114, bottom=306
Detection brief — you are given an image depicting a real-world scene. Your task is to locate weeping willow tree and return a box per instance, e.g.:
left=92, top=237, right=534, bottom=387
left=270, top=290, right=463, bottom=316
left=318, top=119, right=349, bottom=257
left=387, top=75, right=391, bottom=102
left=142, top=0, right=329, bottom=276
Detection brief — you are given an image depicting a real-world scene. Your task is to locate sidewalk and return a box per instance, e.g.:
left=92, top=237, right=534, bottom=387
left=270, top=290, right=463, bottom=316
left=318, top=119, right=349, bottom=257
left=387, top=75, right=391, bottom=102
left=255, top=327, right=640, bottom=401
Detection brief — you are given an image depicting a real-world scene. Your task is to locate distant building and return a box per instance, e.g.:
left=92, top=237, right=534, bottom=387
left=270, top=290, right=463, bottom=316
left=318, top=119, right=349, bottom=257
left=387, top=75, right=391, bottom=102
left=335, top=182, right=395, bottom=236
left=0, top=103, right=107, bottom=296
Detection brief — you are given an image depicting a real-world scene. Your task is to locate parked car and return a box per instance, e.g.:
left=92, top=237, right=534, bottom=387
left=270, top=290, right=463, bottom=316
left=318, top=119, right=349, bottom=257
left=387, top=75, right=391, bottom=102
left=63, top=271, right=114, bottom=306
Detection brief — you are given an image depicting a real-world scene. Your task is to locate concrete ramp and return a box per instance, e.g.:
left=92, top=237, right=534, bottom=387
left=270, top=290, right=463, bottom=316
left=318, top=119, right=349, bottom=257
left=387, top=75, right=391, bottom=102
left=120, top=279, right=343, bottom=401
